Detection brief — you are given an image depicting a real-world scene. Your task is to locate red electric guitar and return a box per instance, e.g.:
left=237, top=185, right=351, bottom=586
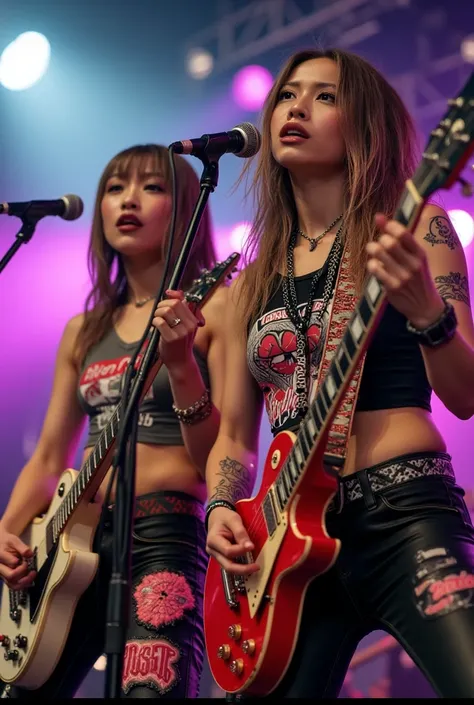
left=203, top=73, right=474, bottom=695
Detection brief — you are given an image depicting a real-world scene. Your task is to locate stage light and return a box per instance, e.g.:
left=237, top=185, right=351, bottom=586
left=461, top=35, right=474, bottom=64
left=186, top=48, right=214, bottom=79
left=93, top=655, right=107, bottom=671
left=232, top=65, right=273, bottom=111
left=229, top=221, right=252, bottom=251
left=0, top=32, right=51, bottom=91
left=448, top=209, right=474, bottom=249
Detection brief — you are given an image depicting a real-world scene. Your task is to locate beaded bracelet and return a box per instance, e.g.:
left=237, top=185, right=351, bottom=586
left=172, top=388, right=213, bottom=425
left=205, top=499, right=236, bottom=531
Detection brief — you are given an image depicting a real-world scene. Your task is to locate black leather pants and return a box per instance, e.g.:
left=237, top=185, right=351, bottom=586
left=267, top=452, right=474, bottom=699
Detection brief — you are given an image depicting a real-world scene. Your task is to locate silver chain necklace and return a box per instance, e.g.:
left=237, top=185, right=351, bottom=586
left=297, top=214, right=343, bottom=251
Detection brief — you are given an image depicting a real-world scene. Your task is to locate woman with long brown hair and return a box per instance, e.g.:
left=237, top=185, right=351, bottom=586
left=205, top=49, right=474, bottom=697
left=0, top=144, right=227, bottom=698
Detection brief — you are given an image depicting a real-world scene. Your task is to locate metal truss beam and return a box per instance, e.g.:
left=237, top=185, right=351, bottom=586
left=186, top=0, right=471, bottom=123
left=391, top=46, right=469, bottom=122
left=186, top=0, right=409, bottom=74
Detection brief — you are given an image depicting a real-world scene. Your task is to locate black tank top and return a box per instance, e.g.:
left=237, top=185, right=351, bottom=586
left=247, top=262, right=432, bottom=435
left=78, top=327, right=210, bottom=447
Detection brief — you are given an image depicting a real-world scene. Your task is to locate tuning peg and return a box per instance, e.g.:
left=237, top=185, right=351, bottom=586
left=458, top=177, right=473, bottom=197
left=453, top=132, right=470, bottom=143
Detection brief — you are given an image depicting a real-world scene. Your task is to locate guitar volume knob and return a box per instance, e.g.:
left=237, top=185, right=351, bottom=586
left=13, top=635, right=27, bottom=649
left=4, top=650, right=19, bottom=661
left=241, top=639, right=256, bottom=655
left=217, top=644, right=231, bottom=660
left=0, top=636, right=10, bottom=648
left=230, top=658, right=244, bottom=676
left=9, top=609, right=21, bottom=623
left=228, top=624, right=242, bottom=641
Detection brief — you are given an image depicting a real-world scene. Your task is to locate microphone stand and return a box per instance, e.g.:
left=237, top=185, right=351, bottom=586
left=0, top=218, right=39, bottom=275
left=104, top=156, right=220, bottom=699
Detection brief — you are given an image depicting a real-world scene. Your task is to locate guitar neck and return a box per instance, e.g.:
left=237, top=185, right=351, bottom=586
left=48, top=353, right=163, bottom=544
left=269, top=183, right=426, bottom=513
left=298, top=182, right=427, bottom=462
left=46, top=253, right=239, bottom=546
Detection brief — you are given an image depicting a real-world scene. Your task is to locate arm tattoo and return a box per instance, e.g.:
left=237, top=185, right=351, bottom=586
left=434, top=271, right=470, bottom=307
left=423, top=216, right=459, bottom=250
left=209, top=456, right=253, bottom=503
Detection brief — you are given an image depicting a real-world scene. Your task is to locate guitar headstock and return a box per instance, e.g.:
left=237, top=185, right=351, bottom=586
left=412, top=71, right=474, bottom=202
left=184, top=252, right=240, bottom=305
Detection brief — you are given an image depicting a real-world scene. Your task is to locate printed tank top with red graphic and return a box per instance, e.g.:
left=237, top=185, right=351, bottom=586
left=247, top=262, right=432, bottom=436
left=77, top=327, right=210, bottom=447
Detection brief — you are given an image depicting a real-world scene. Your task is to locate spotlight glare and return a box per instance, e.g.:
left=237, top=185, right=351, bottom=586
left=187, top=48, right=214, bottom=80
left=229, top=222, right=252, bottom=251
left=232, top=65, right=273, bottom=111
left=448, top=209, right=474, bottom=249
left=461, top=35, right=474, bottom=64
left=0, top=32, right=51, bottom=91
left=93, top=655, right=107, bottom=671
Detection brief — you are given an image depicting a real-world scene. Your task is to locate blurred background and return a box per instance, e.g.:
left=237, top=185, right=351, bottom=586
left=1, top=0, right=473, bottom=697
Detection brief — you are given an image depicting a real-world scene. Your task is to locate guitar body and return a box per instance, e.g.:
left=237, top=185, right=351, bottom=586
left=204, top=431, right=340, bottom=695
left=0, top=469, right=101, bottom=689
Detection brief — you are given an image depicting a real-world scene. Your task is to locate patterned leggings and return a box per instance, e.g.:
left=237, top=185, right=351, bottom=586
left=1, top=490, right=208, bottom=699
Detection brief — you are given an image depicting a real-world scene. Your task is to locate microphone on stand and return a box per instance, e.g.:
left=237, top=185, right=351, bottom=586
left=170, top=122, right=261, bottom=160
left=0, top=194, right=84, bottom=221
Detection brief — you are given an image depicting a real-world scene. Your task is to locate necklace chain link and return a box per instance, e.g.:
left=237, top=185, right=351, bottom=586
left=297, top=214, right=343, bottom=251
left=282, top=221, right=344, bottom=416
left=132, top=295, right=155, bottom=308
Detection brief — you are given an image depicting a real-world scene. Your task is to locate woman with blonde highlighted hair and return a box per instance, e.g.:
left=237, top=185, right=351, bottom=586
left=205, top=49, right=474, bottom=697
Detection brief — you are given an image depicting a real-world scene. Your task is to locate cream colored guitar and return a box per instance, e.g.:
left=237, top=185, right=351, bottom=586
left=0, top=254, right=239, bottom=689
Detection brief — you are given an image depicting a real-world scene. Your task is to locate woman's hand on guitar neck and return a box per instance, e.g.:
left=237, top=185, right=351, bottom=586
left=153, top=289, right=205, bottom=375
left=206, top=507, right=260, bottom=576
left=0, top=527, right=36, bottom=590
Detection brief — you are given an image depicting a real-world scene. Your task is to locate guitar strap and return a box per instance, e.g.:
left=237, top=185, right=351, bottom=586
left=312, top=238, right=367, bottom=476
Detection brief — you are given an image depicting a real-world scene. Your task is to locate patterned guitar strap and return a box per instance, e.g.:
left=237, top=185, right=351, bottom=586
left=311, top=238, right=367, bottom=481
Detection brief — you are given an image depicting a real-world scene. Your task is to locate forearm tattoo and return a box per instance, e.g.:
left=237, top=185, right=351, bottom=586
left=209, top=457, right=253, bottom=503
left=423, top=216, right=459, bottom=250
left=435, top=271, right=470, bottom=307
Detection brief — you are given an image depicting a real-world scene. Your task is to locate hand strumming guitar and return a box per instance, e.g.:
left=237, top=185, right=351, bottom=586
left=0, top=526, right=36, bottom=590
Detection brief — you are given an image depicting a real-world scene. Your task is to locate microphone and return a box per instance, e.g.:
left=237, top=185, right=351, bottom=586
left=0, top=194, right=84, bottom=221
left=170, top=122, right=261, bottom=160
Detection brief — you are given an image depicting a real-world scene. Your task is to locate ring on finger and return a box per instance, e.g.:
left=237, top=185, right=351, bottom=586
left=169, top=317, right=181, bottom=328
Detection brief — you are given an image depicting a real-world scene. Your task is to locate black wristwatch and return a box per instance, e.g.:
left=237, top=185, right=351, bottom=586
left=406, top=299, right=458, bottom=347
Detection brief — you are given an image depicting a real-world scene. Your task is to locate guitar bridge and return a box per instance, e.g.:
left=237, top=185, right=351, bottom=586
left=220, top=552, right=255, bottom=608
left=220, top=567, right=238, bottom=609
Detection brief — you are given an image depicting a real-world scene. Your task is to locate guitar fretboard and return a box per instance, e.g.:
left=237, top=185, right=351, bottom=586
left=263, top=275, right=385, bottom=530
left=261, top=185, right=423, bottom=534
left=46, top=386, right=129, bottom=550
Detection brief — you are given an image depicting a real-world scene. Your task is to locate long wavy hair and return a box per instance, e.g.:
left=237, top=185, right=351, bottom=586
left=238, top=48, right=418, bottom=331
left=75, top=144, right=216, bottom=364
